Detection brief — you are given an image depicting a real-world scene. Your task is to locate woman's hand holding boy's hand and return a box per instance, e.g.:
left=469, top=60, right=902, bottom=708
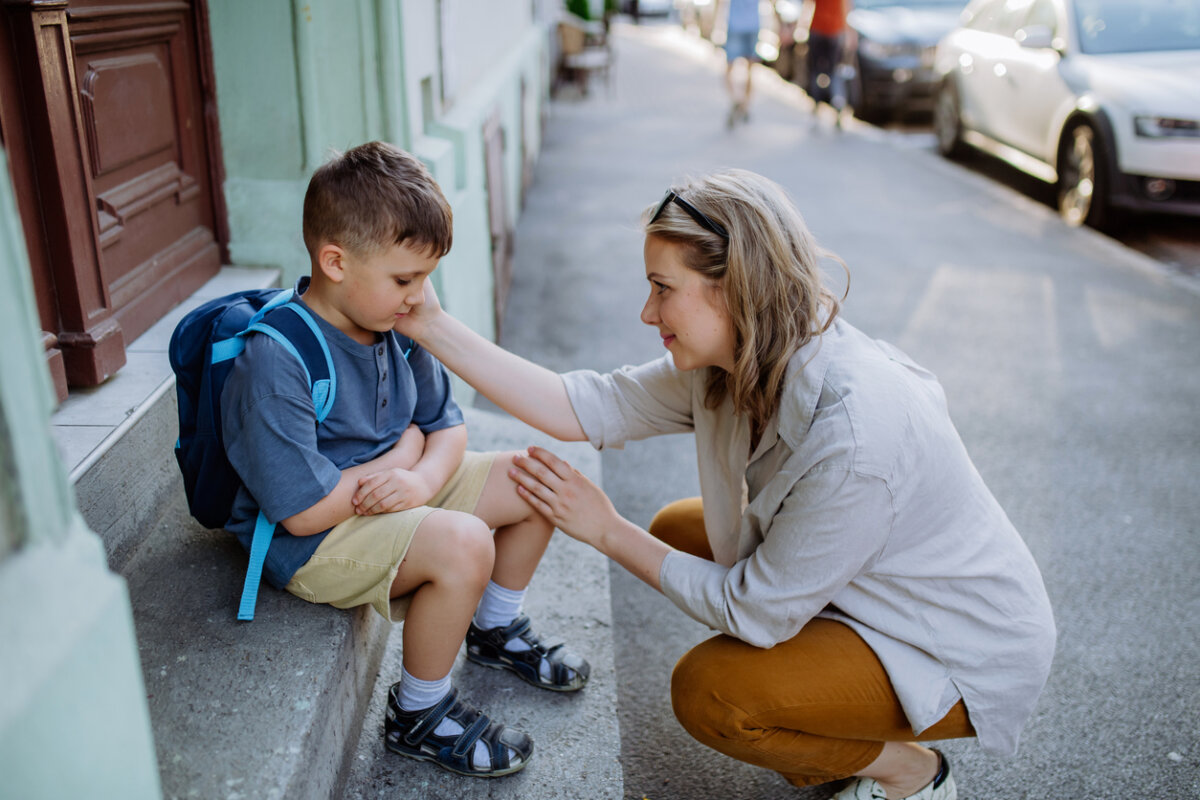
left=354, top=468, right=434, bottom=515
left=393, top=276, right=443, bottom=341
left=508, top=446, right=621, bottom=548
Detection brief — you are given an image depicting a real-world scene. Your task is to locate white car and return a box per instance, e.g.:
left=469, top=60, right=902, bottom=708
left=933, top=0, right=1200, bottom=229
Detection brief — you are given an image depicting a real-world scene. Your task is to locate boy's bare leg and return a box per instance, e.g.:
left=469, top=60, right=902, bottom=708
left=388, top=509, right=494, bottom=679
left=461, top=450, right=589, bottom=692
left=384, top=508, right=532, bottom=775
left=472, top=451, right=555, bottom=590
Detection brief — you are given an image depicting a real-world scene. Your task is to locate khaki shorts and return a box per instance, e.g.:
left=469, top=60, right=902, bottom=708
left=285, top=450, right=496, bottom=622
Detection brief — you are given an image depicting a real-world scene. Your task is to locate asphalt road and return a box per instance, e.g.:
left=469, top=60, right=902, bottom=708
left=497, top=21, right=1200, bottom=800
left=876, top=120, right=1200, bottom=284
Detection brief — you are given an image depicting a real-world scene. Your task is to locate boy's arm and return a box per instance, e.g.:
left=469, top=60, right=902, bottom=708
left=278, top=427, right=439, bottom=536
left=391, top=423, right=426, bottom=470
left=352, top=424, right=467, bottom=516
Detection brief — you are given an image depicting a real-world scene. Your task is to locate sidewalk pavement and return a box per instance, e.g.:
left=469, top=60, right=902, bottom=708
left=493, top=19, right=1199, bottom=800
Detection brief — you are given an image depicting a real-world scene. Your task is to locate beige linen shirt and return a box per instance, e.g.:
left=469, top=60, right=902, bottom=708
left=561, top=317, right=1056, bottom=757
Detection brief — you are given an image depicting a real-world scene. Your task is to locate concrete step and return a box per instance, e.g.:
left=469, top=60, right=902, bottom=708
left=124, top=489, right=389, bottom=800
left=341, top=407, right=623, bottom=800
left=68, top=259, right=392, bottom=799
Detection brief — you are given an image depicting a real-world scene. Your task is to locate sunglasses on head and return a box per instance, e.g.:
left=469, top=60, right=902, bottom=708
left=650, top=190, right=730, bottom=240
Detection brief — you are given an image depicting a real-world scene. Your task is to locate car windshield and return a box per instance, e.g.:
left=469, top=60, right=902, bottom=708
left=853, top=0, right=964, bottom=9
left=1074, top=0, right=1200, bottom=54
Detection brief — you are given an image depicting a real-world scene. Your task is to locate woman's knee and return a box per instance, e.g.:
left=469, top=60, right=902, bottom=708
left=649, top=497, right=712, bottom=559
left=670, top=639, right=744, bottom=745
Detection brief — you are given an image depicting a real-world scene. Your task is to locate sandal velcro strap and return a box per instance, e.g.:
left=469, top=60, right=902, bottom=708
left=466, top=615, right=591, bottom=692
left=397, top=687, right=460, bottom=746
left=384, top=684, right=533, bottom=778
left=450, top=713, right=491, bottom=761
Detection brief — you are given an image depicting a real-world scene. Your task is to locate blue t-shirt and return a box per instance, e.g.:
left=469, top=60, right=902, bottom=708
left=728, top=0, right=760, bottom=34
left=221, top=277, right=464, bottom=589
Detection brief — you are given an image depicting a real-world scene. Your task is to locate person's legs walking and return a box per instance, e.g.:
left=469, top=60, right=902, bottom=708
left=808, top=31, right=835, bottom=108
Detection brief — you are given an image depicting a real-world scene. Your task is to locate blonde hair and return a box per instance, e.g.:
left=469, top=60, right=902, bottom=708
left=643, top=169, right=846, bottom=429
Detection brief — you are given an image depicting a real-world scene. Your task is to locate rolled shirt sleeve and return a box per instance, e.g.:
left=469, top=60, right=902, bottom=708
left=561, top=355, right=696, bottom=450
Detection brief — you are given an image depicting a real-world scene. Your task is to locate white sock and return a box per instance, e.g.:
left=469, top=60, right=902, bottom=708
left=398, top=667, right=498, bottom=768
left=396, top=666, right=452, bottom=712
left=474, top=583, right=569, bottom=683
left=473, top=581, right=527, bottom=632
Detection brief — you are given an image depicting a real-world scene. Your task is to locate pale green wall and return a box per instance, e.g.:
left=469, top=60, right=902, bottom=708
left=207, top=0, right=550, bottom=397
left=208, top=0, right=304, bottom=179
left=0, top=149, right=160, bottom=798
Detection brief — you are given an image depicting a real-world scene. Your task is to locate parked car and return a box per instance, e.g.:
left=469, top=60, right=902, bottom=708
left=618, top=0, right=674, bottom=19
left=847, top=0, right=968, bottom=123
left=933, top=0, right=1200, bottom=229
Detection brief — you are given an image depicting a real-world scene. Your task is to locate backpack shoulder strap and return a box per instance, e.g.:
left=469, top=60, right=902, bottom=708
left=395, top=333, right=414, bottom=361
left=244, top=301, right=337, bottom=422
left=234, top=299, right=337, bottom=621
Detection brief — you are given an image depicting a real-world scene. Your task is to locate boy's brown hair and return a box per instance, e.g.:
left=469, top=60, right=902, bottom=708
left=302, top=141, right=453, bottom=259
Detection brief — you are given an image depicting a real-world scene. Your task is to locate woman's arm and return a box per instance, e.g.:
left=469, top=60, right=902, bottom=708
left=508, top=447, right=672, bottom=590
left=396, top=279, right=586, bottom=442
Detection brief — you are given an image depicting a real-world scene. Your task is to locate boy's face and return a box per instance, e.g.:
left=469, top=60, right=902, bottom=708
left=333, top=241, right=439, bottom=341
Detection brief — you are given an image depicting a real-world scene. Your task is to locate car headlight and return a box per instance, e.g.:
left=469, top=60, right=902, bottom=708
left=1134, top=116, right=1200, bottom=138
left=858, top=39, right=920, bottom=60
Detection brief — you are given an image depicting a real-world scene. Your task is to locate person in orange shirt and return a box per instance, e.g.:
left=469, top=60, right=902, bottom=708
left=805, top=0, right=850, bottom=125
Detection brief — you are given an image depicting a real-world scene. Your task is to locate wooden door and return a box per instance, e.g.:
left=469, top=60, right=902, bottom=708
left=0, top=0, right=225, bottom=395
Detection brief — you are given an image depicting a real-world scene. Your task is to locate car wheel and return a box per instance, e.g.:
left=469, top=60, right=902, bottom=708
left=934, top=81, right=965, bottom=158
left=1057, top=121, right=1110, bottom=230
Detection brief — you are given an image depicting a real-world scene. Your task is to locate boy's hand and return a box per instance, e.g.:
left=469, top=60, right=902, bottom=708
left=354, top=468, right=434, bottom=515
left=393, top=276, right=442, bottom=341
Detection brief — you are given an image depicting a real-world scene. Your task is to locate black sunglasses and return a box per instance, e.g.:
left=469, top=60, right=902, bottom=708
left=650, top=190, right=730, bottom=240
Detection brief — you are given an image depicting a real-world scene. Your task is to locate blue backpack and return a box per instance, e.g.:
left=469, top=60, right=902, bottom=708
left=169, top=287, right=336, bottom=621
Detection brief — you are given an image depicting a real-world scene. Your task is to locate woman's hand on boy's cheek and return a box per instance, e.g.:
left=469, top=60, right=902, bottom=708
left=393, top=277, right=442, bottom=338
left=353, top=468, right=433, bottom=515
left=508, top=447, right=618, bottom=546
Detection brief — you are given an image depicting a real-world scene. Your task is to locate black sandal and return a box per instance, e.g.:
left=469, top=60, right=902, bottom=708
left=466, top=615, right=590, bottom=692
left=384, top=684, right=533, bottom=778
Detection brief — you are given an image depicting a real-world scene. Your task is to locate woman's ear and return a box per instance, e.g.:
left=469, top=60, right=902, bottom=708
left=316, top=243, right=348, bottom=283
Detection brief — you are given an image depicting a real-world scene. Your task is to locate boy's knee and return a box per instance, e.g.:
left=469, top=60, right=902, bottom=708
left=432, top=512, right=494, bottom=583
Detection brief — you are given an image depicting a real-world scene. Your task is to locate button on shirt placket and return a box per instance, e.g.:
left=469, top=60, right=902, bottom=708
left=376, top=344, right=390, bottom=428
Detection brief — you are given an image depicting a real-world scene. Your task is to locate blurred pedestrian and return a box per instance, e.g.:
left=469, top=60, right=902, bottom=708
left=724, top=0, right=761, bottom=127
left=395, top=169, right=1057, bottom=800
left=805, top=0, right=850, bottom=125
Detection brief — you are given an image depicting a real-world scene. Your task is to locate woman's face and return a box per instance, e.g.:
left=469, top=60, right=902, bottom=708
left=640, top=236, right=736, bottom=372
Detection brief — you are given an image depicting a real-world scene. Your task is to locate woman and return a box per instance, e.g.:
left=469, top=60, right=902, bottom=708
left=396, top=169, right=1056, bottom=800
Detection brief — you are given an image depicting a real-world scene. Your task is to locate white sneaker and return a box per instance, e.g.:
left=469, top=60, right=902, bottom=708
left=830, top=750, right=956, bottom=800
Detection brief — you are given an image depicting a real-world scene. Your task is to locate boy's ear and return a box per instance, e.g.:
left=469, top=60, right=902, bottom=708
left=316, top=243, right=349, bottom=283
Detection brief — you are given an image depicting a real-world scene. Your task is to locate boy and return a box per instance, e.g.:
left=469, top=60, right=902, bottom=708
left=221, top=141, right=588, bottom=778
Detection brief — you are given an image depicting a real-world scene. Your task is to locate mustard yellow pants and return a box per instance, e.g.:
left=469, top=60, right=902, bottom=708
left=652, top=498, right=976, bottom=787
